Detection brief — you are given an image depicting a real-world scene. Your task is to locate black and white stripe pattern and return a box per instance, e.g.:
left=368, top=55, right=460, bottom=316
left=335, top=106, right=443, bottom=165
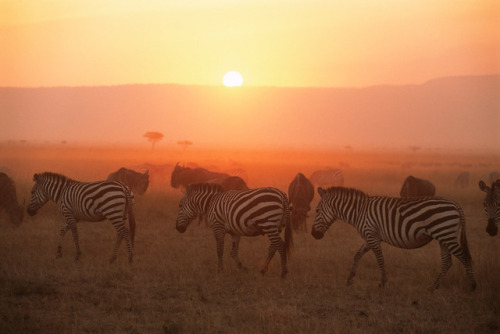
left=175, top=183, right=292, bottom=278
left=311, top=187, right=476, bottom=290
left=479, top=179, right=500, bottom=236
left=27, top=172, right=135, bottom=263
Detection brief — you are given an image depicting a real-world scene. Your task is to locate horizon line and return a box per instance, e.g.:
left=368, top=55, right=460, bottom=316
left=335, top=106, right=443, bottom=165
left=1, top=73, right=498, bottom=90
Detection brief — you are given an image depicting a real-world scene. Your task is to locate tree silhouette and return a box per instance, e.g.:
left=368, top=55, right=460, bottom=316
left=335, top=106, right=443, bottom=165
left=177, top=140, right=193, bottom=150
left=143, top=131, right=164, bottom=151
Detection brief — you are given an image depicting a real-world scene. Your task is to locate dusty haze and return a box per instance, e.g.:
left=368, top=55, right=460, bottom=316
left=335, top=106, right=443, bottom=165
left=1, top=75, right=498, bottom=152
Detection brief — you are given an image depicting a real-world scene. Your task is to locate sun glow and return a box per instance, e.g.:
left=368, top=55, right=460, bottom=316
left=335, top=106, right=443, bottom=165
left=223, top=71, right=243, bottom=87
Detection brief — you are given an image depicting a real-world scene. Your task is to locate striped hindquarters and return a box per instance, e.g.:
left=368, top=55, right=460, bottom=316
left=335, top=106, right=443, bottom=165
left=366, top=196, right=463, bottom=249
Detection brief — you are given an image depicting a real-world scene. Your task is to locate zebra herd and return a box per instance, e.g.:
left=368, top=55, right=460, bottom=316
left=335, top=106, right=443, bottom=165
left=0, top=167, right=499, bottom=291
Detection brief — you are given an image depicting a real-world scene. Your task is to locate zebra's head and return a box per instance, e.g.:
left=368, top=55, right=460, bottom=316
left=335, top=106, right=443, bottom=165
left=27, top=174, right=50, bottom=216
left=311, top=187, right=338, bottom=239
left=479, top=180, right=500, bottom=236
left=175, top=184, right=200, bottom=233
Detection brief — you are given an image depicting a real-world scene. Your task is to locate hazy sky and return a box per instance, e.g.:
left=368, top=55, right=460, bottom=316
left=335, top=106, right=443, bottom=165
left=1, top=0, right=498, bottom=87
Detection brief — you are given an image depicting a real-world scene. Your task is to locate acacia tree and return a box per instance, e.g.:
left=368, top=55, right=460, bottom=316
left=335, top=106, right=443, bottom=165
left=177, top=140, right=193, bottom=151
left=143, top=131, right=164, bottom=151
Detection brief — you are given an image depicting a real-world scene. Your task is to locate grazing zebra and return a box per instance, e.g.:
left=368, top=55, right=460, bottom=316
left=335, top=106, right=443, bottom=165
left=175, top=183, right=292, bottom=278
left=478, top=179, right=500, bottom=236
left=288, top=172, right=314, bottom=232
left=310, top=168, right=344, bottom=188
left=0, top=172, right=24, bottom=226
left=107, top=168, right=149, bottom=195
left=400, top=175, right=436, bottom=197
left=27, top=172, right=136, bottom=263
left=311, top=187, right=476, bottom=290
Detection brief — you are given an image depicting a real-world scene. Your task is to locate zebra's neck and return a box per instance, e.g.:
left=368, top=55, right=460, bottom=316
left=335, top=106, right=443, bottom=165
left=327, top=189, right=367, bottom=226
left=189, top=184, right=222, bottom=215
left=41, top=173, right=71, bottom=203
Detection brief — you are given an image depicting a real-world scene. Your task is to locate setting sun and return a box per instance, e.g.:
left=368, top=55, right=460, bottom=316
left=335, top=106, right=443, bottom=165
left=223, top=71, right=243, bottom=87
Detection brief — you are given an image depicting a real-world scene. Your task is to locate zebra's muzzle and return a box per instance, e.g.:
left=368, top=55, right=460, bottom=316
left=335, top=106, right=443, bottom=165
left=27, top=207, right=38, bottom=216
left=311, top=229, right=324, bottom=240
left=176, top=224, right=187, bottom=233
left=486, top=220, right=498, bottom=236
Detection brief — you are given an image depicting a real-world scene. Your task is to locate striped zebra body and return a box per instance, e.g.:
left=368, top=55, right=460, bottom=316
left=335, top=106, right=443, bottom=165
left=176, top=183, right=292, bottom=278
left=311, top=187, right=476, bottom=290
left=27, top=172, right=135, bottom=263
left=479, top=179, right=500, bottom=236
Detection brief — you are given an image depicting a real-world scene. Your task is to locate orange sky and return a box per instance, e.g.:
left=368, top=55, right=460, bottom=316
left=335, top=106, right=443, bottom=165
left=1, top=0, right=498, bottom=88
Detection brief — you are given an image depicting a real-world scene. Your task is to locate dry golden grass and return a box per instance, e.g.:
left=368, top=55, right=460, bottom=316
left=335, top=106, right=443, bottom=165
left=0, top=145, right=499, bottom=333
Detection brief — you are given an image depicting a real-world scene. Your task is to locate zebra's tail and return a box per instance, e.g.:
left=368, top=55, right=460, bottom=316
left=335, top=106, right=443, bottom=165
left=458, top=205, right=471, bottom=263
left=125, top=188, right=136, bottom=248
left=283, top=194, right=293, bottom=259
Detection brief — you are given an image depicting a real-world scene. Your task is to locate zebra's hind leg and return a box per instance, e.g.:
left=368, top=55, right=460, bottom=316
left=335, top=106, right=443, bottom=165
left=261, top=244, right=276, bottom=275
left=449, top=243, right=477, bottom=291
left=110, top=232, right=123, bottom=264
left=230, top=235, right=246, bottom=270
left=347, top=242, right=370, bottom=286
left=262, top=230, right=288, bottom=278
left=430, top=243, right=452, bottom=291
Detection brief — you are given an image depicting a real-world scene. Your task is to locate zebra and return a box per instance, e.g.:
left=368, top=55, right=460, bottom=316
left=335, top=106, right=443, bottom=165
left=311, top=186, right=476, bottom=290
left=175, top=183, right=292, bottom=278
left=27, top=172, right=136, bottom=263
left=478, top=179, right=500, bottom=236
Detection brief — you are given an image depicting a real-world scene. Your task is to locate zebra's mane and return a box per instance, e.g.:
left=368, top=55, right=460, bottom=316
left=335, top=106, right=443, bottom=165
left=187, top=183, right=223, bottom=194
left=35, top=172, right=74, bottom=183
left=322, top=186, right=369, bottom=199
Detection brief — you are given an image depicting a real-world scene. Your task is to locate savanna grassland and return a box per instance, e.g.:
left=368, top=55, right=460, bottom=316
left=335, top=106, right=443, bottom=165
left=0, top=144, right=499, bottom=333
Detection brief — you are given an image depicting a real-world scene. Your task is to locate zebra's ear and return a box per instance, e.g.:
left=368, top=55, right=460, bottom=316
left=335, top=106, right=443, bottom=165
left=479, top=180, right=489, bottom=192
left=318, top=187, right=325, bottom=197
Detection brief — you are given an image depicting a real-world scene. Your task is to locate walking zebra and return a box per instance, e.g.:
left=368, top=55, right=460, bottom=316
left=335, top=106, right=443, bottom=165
left=478, top=180, right=500, bottom=236
left=311, top=187, right=476, bottom=290
left=175, top=183, right=292, bottom=278
left=27, top=172, right=136, bottom=263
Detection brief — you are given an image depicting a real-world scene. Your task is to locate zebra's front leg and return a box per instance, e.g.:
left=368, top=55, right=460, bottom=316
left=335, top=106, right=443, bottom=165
left=369, top=240, right=387, bottom=287
left=67, top=221, right=81, bottom=261
left=347, top=242, right=370, bottom=286
left=213, top=228, right=225, bottom=273
left=430, top=243, right=452, bottom=291
left=230, top=235, right=246, bottom=270
left=57, top=225, right=70, bottom=258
